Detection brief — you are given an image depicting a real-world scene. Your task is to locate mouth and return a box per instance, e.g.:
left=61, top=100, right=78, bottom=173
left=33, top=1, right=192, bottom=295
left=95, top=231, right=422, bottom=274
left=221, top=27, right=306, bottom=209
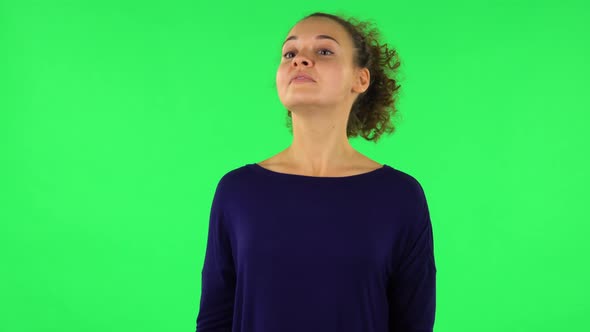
left=291, top=77, right=316, bottom=84
left=290, top=72, right=316, bottom=83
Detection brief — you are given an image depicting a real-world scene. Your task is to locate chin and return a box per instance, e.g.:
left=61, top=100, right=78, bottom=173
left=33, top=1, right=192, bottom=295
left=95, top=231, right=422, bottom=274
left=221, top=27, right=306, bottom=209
left=282, top=94, right=317, bottom=103
left=284, top=100, right=326, bottom=111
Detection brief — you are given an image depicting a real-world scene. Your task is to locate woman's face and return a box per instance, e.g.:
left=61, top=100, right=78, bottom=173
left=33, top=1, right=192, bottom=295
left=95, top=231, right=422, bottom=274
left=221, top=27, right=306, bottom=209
left=276, top=17, right=362, bottom=112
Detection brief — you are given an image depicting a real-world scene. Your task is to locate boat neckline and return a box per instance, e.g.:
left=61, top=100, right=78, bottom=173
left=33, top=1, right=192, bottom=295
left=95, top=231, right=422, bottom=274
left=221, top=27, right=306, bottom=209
left=248, top=163, right=390, bottom=180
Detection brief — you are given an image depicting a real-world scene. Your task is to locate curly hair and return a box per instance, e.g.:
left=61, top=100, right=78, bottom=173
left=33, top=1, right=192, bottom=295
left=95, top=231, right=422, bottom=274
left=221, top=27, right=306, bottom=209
left=283, top=12, right=402, bottom=143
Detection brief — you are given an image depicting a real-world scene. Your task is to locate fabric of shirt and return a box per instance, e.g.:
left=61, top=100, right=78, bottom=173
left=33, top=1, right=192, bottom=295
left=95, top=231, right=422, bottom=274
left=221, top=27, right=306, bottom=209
left=196, top=163, right=437, bottom=332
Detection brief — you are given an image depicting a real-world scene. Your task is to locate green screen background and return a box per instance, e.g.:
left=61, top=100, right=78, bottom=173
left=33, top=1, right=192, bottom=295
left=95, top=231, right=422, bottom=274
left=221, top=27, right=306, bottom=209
left=1, top=0, right=588, bottom=331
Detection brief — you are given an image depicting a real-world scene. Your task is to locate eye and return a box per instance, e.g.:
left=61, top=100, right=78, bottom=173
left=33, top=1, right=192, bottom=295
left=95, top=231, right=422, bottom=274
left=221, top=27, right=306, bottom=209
left=283, top=49, right=334, bottom=59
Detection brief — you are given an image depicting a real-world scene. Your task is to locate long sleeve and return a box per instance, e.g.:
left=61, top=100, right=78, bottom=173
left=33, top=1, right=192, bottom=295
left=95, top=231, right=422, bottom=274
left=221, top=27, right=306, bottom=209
left=387, top=181, right=437, bottom=332
left=196, top=179, right=236, bottom=332
left=193, top=163, right=433, bottom=332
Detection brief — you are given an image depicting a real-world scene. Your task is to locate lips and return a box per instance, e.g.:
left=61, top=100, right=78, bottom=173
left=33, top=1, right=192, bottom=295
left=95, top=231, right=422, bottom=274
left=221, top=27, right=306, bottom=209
left=290, top=73, right=315, bottom=83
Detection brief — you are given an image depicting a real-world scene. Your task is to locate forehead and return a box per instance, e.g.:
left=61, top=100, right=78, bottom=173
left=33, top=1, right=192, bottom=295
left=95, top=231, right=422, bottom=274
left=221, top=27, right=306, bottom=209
left=284, top=17, right=349, bottom=46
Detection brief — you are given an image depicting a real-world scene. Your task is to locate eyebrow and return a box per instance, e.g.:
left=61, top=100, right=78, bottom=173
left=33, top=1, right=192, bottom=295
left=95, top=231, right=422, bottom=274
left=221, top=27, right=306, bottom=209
left=282, top=34, right=340, bottom=47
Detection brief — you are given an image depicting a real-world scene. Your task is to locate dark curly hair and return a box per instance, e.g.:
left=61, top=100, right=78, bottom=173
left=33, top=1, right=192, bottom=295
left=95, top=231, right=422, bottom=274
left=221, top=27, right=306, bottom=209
left=283, top=12, right=402, bottom=143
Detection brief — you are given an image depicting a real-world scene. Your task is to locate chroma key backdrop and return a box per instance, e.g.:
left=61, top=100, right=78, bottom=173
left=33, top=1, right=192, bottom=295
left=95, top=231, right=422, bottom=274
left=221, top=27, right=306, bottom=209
left=0, top=1, right=588, bottom=331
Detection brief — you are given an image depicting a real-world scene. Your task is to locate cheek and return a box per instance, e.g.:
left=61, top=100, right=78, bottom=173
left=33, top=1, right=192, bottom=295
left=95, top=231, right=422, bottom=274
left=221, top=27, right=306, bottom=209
left=276, top=70, right=290, bottom=94
left=277, top=67, right=289, bottom=85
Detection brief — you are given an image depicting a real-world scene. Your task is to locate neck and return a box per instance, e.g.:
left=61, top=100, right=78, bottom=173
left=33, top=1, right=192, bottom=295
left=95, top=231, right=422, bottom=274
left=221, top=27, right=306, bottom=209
left=284, top=119, right=359, bottom=172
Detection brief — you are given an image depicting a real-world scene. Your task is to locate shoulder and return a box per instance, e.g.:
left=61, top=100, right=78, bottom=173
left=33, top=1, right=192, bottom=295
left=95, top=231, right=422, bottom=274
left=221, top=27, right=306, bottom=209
left=378, top=166, right=429, bottom=207
left=215, top=164, right=253, bottom=187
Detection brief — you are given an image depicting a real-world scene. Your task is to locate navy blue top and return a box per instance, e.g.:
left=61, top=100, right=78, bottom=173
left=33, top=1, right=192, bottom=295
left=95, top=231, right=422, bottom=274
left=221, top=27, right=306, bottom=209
left=196, top=163, right=437, bottom=332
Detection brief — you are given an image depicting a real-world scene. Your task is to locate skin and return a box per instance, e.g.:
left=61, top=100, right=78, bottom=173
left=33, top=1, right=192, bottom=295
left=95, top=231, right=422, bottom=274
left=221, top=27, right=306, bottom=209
left=259, top=16, right=382, bottom=177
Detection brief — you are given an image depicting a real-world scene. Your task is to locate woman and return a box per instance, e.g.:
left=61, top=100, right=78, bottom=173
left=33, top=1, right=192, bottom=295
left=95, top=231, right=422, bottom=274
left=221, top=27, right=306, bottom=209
left=196, top=12, right=437, bottom=332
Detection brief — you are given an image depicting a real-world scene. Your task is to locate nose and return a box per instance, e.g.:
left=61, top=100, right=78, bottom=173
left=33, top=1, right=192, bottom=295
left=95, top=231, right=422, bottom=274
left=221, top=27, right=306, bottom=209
left=292, top=52, right=312, bottom=67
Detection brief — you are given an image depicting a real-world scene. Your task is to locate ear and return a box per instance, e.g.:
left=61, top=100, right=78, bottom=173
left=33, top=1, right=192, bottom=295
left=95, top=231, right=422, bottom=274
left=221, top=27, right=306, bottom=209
left=352, top=67, right=370, bottom=94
